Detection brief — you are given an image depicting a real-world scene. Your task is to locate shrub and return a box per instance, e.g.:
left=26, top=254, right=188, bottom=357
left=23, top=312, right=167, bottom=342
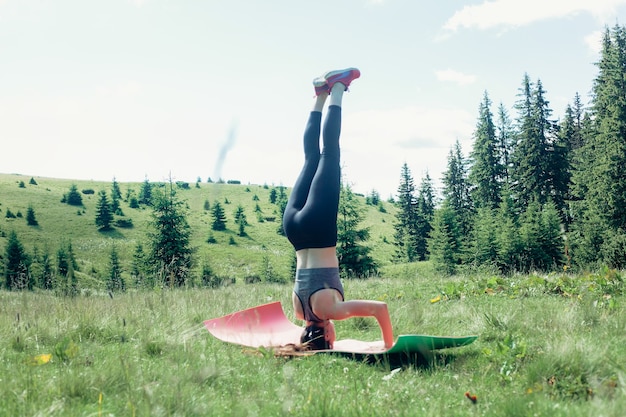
left=114, top=218, right=134, bottom=228
left=200, top=264, right=233, bottom=288
left=82, top=189, right=95, bottom=195
left=244, top=275, right=261, bottom=284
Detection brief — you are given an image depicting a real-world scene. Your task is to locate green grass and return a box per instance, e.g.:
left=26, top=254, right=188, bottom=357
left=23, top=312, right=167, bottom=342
left=1, top=268, right=624, bottom=416
left=1, top=174, right=625, bottom=416
left=0, top=173, right=397, bottom=286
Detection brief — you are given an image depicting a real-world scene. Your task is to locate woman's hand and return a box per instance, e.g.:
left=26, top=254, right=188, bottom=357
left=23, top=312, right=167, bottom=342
left=324, top=320, right=336, bottom=349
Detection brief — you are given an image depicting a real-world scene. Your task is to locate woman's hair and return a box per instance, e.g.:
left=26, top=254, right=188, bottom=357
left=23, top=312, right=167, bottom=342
left=300, top=324, right=329, bottom=350
left=244, top=343, right=316, bottom=358
left=244, top=325, right=330, bottom=358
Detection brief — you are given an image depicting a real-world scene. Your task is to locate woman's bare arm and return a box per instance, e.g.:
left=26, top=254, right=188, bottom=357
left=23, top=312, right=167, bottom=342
left=311, top=289, right=394, bottom=348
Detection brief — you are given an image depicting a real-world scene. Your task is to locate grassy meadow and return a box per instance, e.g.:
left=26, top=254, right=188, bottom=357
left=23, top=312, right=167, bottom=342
left=1, top=174, right=625, bottom=416
left=1, top=265, right=625, bottom=416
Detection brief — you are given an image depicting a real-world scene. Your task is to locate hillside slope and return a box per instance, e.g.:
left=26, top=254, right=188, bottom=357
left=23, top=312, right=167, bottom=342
left=0, top=173, right=397, bottom=287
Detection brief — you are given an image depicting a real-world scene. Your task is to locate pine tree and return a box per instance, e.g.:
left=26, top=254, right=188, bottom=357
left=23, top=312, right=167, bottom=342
left=366, top=189, right=381, bottom=206
left=569, top=92, right=586, bottom=152
left=57, top=246, right=69, bottom=277
left=415, top=172, right=435, bottom=260
left=39, top=248, right=53, bottom=290
left=139, top=178, right=152, bottom=206
left=95, top=190, right=114, bottom=230
left=54, top=241, right=79, bottom=292
left=393, top=163, right=420, bottom=262
left=111, top=177, right=122, bottom=215
left=496, top=102, right=515, bottom=185
left=472, top=207, right=498, bottom=266
left=65, top=262, right=78, bottom=297
left=569, top=25, right=626, bottom=266
left=131, top=243, right=150, bottom=287
left=277, top=186, right=287, bottom=202
left=442, top=140, right=473, bottom=239
left=553, top=100, right=582, bottom=223
left=30, top=246, right=53, bottom=290
left=65, top=184, right=83, bottom=206
left=336, top=184, right=377, bottom=277
left=67, top=241, right=78, bottom=272
left=149, top=183, right=193, bottom=287
left=233, top=204, right=248, bottom=236
left=574, top=26, right=626, bottom=229
left=106, top=246, right=125, bottom=292
left=276, top=195, right=288, bottom=236
left=511, top=75, right=557, bottom=209
left=26, top=205, right=38, bottom=226
left=539, top=200, right=565, bottom=270
left=211, top=202, right=227, bottom=231
left=494, top=196, right=521, bottom=273
left=428, top=202, right=461, bottom=275
left=600, top=229, right=626, bottom=269
left=4, top=231, right=30, bottom=290
left=518, top=199, right=544, bottom=272
left=469, top=91, right=503, bottom=209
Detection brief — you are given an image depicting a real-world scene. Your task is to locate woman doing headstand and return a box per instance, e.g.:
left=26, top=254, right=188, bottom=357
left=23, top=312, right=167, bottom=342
left=282, top=68, right=394, bottom=350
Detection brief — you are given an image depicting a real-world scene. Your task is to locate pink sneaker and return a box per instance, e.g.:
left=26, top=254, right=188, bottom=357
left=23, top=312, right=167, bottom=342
left=324, top=67, right=361, bottom=91
left=313, top=76, right=329, bottom=96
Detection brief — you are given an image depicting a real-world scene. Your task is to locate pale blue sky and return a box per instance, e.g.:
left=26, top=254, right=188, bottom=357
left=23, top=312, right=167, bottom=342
left=1, top=0, right=624, bottom=198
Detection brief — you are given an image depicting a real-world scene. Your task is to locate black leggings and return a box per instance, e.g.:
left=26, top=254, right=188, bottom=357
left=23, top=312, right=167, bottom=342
left=283, top=105, right=341, bottom=251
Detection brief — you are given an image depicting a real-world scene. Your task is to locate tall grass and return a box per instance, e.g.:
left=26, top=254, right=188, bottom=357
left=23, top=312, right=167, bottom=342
left=1, top=268, right=624, bottom=416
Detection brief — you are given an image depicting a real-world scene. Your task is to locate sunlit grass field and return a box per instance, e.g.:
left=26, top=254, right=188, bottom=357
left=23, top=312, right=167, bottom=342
left=1, top=265, right=624, bottom=416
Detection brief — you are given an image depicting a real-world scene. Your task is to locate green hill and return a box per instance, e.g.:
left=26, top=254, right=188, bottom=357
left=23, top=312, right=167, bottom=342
left=0, top=173, right=398, bottom=288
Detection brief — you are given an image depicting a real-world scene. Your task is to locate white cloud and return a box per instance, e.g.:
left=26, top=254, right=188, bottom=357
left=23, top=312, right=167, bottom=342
left=435, top=69, right=477, bottom=86
left=584, top=29, right=604, bottom=55
left=335, top=106, right=475, bottom=196
left=443, top=0, right=626, bottom=33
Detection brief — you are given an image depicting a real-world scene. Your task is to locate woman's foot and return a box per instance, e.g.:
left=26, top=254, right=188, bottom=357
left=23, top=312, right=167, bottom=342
left=324, top=67, right=360, bottom=91
left=313, top=76, right=329, bottom=96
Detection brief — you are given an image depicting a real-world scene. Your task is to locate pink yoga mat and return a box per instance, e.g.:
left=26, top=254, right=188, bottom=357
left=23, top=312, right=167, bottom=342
left=204, top=302, right=477, bottom=355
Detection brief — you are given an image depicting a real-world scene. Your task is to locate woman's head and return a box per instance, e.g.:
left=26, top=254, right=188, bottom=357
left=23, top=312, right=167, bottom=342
left=300, top=324, right=329, bottom=350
